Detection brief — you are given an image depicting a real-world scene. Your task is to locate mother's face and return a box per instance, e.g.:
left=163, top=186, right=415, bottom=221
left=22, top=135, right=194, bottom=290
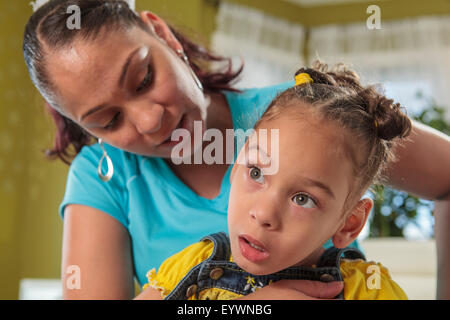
left=45, top=14, right=206, bottom=158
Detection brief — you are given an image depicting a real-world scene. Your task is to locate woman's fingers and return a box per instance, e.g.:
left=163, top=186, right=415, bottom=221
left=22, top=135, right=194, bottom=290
left=274, top=279, right=344, bottom=299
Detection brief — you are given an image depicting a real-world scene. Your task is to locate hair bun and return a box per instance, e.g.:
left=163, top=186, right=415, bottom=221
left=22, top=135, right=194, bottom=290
left=364, top=91, right=412, bottom=141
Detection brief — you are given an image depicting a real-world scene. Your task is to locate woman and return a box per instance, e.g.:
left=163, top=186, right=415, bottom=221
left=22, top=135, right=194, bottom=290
left=23, top=0, right=450, bottom=299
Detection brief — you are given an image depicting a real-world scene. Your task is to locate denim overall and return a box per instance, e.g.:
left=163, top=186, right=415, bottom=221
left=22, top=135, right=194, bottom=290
left=165, top=232, right=366, bottom=300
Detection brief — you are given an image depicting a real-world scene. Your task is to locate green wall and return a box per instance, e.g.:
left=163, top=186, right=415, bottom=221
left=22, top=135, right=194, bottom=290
left=0, top=1, right=70, bottom=300
left=0, top=0, right=216, bottom=300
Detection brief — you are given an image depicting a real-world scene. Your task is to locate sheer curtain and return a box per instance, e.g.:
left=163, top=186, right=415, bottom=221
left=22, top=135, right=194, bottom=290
left=308, top=16, right=450, bottom=120
left=212, top=2, right=450, bottom=120
left=212, top=2, right=305, bottom=89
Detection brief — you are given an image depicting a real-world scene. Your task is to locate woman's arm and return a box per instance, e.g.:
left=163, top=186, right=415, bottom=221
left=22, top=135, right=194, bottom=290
left=383, top=120, right=450, bottom=299
left=62, top=204, right=135, bottom=299
left=383, top=120, right=450, bottom=200
left=238, top=280, right=344, bottom=300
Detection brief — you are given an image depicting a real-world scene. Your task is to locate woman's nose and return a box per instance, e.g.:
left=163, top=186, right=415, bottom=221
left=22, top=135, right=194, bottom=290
left=249, top=204, right=280, bottom=230
left=128, top=102, right=164, bottom=135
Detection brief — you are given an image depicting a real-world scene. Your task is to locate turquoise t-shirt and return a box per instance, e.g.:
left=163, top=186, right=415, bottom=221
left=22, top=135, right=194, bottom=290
left=59, top=82, right=361, bottom=286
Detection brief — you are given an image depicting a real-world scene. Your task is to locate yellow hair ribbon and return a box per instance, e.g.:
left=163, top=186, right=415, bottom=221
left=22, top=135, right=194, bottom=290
left=295, top=73, right=314, bottom=86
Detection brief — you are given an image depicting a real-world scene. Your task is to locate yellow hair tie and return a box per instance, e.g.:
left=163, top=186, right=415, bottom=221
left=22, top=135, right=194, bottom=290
left=374, top=120, right=378, bottom=128
left=295, top=73, right=314, bottom=86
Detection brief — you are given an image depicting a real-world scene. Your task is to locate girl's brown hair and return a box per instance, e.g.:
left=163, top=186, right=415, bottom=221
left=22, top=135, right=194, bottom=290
left=23, top=0, right=242, bottom=164
left=257, top=60, right=412, bottom=211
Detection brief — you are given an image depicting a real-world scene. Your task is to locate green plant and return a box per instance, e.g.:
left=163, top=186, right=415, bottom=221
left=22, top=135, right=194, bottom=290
left=368, top=93, right=450, bottom=238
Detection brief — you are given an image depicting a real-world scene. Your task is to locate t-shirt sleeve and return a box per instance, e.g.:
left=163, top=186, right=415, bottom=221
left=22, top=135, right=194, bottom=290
left=142, top=240, right=214, bottom=299
left=340, top=259, right=408, bottom=300
left=58, top=143, right=129, bottom=229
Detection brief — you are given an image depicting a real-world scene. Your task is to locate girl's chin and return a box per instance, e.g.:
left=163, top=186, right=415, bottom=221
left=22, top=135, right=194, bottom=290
left=232, top=256, right=275, bottom=276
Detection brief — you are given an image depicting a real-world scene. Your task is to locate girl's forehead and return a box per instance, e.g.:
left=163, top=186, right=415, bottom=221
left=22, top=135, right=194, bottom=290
left=254, top=115, right=353, bottom=195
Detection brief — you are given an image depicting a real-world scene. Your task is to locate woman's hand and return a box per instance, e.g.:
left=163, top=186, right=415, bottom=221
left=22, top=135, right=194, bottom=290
left=134, top=286, right=163, bottom=300
left=238, top=280, right=344, bottom=300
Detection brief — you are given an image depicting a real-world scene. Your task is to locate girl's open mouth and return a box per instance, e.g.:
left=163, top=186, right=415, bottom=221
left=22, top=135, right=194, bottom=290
left=238, top=235, right=270, bottom=263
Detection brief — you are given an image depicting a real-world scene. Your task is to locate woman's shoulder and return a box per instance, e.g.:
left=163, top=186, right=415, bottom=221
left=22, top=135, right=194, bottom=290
left=225, top=81, right=294, bottom=106
left=59, top=142, right=143, bottom=226
left=224, top=81, right=294, bottom=130
left=73, top=142, right=134, bottom=168
left=70, top=142, right=146, bottom=181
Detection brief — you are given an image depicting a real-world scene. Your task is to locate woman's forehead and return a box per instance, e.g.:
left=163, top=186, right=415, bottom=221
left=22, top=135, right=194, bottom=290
left=45, top=27, right=152, bottom=116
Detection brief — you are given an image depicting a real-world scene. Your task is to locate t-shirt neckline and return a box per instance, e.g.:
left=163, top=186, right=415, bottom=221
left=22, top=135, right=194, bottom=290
left=150, top=90, right=238, bottom=205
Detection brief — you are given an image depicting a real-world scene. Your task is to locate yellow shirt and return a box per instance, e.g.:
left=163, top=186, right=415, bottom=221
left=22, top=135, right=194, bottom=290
left=143, top=239, right=408, bottom=300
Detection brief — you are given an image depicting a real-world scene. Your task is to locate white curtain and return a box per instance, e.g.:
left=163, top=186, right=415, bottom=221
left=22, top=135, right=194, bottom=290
left=212, top=2, right=450, bottom=120
left=212, top=2, right=305, bottom=89
left=308, top=16, right=450, bottom=120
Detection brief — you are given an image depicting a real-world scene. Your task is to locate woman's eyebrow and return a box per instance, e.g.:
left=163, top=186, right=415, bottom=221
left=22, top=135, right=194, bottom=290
left=79, top=47, right=146, bottom=122
left=118, top=46, right=144, bottom=87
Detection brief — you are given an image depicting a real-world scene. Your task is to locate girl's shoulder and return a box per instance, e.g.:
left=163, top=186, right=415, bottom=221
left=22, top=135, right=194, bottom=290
left=340, top=259, right=408, bottom=300
left=143, top=239, right=215, bottom=298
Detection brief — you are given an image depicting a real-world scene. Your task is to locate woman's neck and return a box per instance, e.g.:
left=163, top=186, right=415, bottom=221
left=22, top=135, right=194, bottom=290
left=203, top=92, right=233, bottom=134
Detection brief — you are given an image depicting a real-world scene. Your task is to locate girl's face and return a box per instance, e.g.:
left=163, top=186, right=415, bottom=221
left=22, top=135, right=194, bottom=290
left=45, top=23, right=206, bottom=158
left=228, top=112, right=357, bottom=275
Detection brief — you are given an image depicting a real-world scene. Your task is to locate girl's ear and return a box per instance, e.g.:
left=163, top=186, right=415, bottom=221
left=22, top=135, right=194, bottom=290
left=332, top=198, right=373, bottom=248
left=139, top=11, right=183, bottom=52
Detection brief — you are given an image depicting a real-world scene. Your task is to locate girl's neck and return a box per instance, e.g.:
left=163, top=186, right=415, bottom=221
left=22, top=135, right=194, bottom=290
left=294, top=246, right=326, bottom=268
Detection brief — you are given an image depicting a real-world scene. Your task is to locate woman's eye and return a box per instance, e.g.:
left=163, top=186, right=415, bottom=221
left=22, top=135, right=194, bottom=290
left=103, top=112, right=121, bottom=131
left=292, top=193, right=317, bottom=209
left=249, top=166, right=264, bottom=184
left=136, top=65, right=153, bottom=93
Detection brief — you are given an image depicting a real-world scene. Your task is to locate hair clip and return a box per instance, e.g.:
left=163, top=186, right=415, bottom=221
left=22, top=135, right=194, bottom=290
left=295, top=73, right=314, bottom=86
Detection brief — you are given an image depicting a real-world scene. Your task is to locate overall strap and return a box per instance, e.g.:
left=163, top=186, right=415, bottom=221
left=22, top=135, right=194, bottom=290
left=200, top=232, right=232, bottom=262
left=318, top=247, right=366, bottom=269
left=165, top=232, right=231, bottom=300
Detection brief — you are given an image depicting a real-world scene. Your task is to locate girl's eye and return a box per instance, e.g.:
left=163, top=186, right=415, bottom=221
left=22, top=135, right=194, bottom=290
left=103, top=112, right=121, bottom=131
left=136, top=65, right=153, bottom=93
left=292, top=193, right=317, bottom=209
left=249, top=166, right=264, bottom=184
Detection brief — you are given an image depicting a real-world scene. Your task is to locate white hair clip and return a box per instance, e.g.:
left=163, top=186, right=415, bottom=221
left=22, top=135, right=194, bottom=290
left=30, top=0, right=136, bottom=12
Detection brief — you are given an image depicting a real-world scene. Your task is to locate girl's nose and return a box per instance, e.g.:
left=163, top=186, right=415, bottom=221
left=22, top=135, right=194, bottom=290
left=249, top=204, right=280, bottom=231
left=129, top=102, right=164, bottom=135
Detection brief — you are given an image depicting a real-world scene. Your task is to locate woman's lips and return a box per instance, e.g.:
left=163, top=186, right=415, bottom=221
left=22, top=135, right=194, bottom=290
left=238, top=235, right=270, bottom=263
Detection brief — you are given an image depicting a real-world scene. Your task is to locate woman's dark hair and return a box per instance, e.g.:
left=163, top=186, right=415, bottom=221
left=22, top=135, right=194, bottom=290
left=23, top=0, right=243, bottom=164
left=257, top=60, right=412, bottom=211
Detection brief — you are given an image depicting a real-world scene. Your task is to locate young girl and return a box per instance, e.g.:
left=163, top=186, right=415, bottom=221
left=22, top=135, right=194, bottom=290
left=136, top=61, right=410, bottom=300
